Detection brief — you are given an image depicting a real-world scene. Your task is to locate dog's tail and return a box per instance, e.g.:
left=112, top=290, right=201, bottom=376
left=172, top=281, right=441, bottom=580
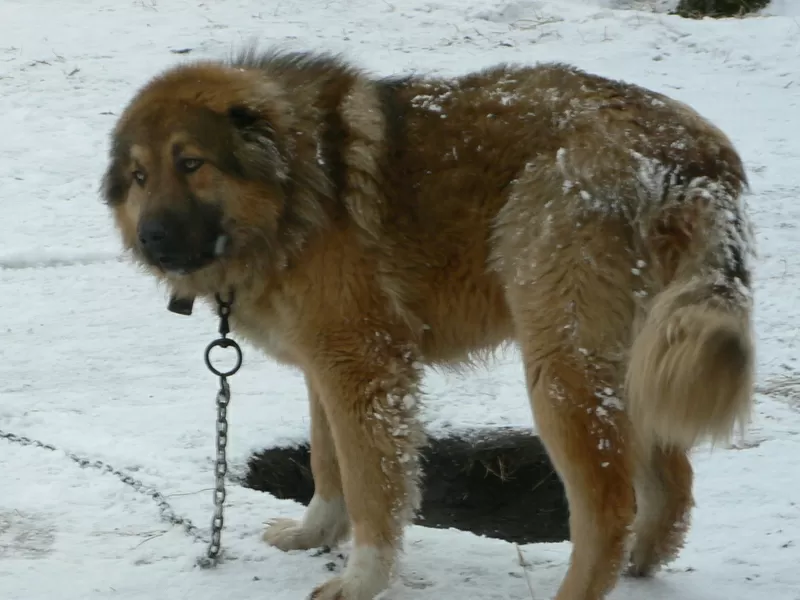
left=625, top=179, right=756, bottom=450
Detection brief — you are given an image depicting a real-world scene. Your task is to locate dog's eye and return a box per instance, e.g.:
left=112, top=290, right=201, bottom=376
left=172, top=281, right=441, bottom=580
left=132, top=170, right=147, bottom=186
left=177, top=157, right=204, bottom=174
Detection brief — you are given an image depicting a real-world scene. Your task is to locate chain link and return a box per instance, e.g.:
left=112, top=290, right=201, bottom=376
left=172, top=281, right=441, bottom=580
left=198, top=378, right=231, bottom=566
left=198, top=289, right=242, bottom=568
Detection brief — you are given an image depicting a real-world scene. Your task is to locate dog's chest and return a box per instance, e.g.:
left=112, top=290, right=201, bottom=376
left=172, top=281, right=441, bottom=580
left=230, top=309, right=295, bottom=366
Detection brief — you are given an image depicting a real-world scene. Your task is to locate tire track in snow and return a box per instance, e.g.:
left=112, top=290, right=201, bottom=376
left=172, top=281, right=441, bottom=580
left=0, top=250, right=123, bottom=271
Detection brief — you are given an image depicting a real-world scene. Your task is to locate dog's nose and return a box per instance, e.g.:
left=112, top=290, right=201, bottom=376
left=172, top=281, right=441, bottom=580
left=138, top=218, right=179, bottom=267
left=138, top=218, right=168, bottom=248
left=139, top=219, right=167, bottom=248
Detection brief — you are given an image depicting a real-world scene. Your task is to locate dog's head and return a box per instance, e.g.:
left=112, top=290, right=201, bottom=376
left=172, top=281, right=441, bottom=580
left=102, top=61, right=328, bottom=295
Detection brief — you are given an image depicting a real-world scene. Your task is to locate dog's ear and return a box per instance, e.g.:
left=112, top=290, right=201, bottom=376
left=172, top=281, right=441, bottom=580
left=227, top=104, right=288, bottom=185
left=227, top=103, right=278, bottom=143
left=228, top=105, right=261, bottom=129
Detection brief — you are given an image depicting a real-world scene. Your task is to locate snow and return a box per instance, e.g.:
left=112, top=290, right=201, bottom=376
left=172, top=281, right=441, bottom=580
left=1, top=0, right=799, bottom=598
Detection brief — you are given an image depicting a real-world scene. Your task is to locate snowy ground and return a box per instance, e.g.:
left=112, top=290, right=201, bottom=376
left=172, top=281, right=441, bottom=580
left=1, top=0, right=800, bottom=598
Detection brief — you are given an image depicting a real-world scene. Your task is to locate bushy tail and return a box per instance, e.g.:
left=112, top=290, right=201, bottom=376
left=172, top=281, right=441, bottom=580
left=626, top=274, right=754, bottom=449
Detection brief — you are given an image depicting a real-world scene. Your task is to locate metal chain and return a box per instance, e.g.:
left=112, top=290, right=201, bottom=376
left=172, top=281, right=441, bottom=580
left=0, top=429, right=207, bottom=546
left=199, top=290, right=243, bottom=568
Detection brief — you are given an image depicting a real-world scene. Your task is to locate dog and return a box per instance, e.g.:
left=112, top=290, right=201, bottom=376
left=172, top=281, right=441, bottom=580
left=102, top=48, right=756, bottom=600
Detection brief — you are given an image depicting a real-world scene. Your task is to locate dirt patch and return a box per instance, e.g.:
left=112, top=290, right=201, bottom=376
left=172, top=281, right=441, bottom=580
left=244, top=428, right=569, bottom=544
left=673, top=0, right=771, bottom=18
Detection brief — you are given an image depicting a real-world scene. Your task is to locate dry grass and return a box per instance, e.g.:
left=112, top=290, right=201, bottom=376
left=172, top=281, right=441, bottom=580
left=756, top=375, right=800, bottom=403
left=515, top=544, right=536, bottom=599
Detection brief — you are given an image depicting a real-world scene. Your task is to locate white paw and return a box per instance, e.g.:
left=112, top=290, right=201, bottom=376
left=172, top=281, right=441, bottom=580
left=263, top=496, right=350, bottom=552
left=263, top=518, right=316, bottom=551
left=309, top=546, right=393, bottom=600
left=309, top=576, right=349, bottom=600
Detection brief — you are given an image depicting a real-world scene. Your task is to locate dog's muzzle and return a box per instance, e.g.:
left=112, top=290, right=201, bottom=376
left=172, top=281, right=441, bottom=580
left=137, top=207, right=226, bottom=274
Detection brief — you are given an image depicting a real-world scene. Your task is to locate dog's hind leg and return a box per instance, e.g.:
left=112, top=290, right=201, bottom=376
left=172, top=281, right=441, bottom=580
left=496, top=201, right=639, bottom=599
left=264, top=376, right=351, bottom=551
left=514, top=329, right=636, bottom=599
left=627, top=442, right=694, bottom=577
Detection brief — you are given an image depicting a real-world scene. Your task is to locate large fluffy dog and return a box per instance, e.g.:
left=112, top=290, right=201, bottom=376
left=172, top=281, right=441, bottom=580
left=102, top=48, right=755, bottom=600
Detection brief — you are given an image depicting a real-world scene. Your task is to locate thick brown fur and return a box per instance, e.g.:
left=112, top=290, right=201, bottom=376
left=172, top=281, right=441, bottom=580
left=102, top=47, right=756, bottom=600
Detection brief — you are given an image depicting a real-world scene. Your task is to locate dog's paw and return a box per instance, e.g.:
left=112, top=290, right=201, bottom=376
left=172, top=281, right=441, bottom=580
left=263, top=517, right=348, bottom=552
left=263, top=496, right=350, bottom=552
left=625, top=560, right=655, bottom=578
left=308, top=545, right=392, bottom=600
left=309, top=576, right=348, bottom=600
left=625, top=547, right=670, bottom=579
left=308, top=573, right=388, bottom=600
left=263, top=518, right=317, bottom=552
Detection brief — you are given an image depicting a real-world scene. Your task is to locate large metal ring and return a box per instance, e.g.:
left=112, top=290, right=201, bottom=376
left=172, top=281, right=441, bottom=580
left=204, top=338, right=243, bottom=378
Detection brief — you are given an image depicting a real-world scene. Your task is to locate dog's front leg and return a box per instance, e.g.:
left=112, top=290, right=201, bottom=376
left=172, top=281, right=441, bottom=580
left=264, top=375, right=351, bottom=551
left=307, top=327, right=426, bottom=600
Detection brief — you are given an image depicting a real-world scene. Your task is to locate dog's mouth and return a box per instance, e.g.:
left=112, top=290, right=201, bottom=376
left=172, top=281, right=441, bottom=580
left=143, top=234, right=230, bottom=276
